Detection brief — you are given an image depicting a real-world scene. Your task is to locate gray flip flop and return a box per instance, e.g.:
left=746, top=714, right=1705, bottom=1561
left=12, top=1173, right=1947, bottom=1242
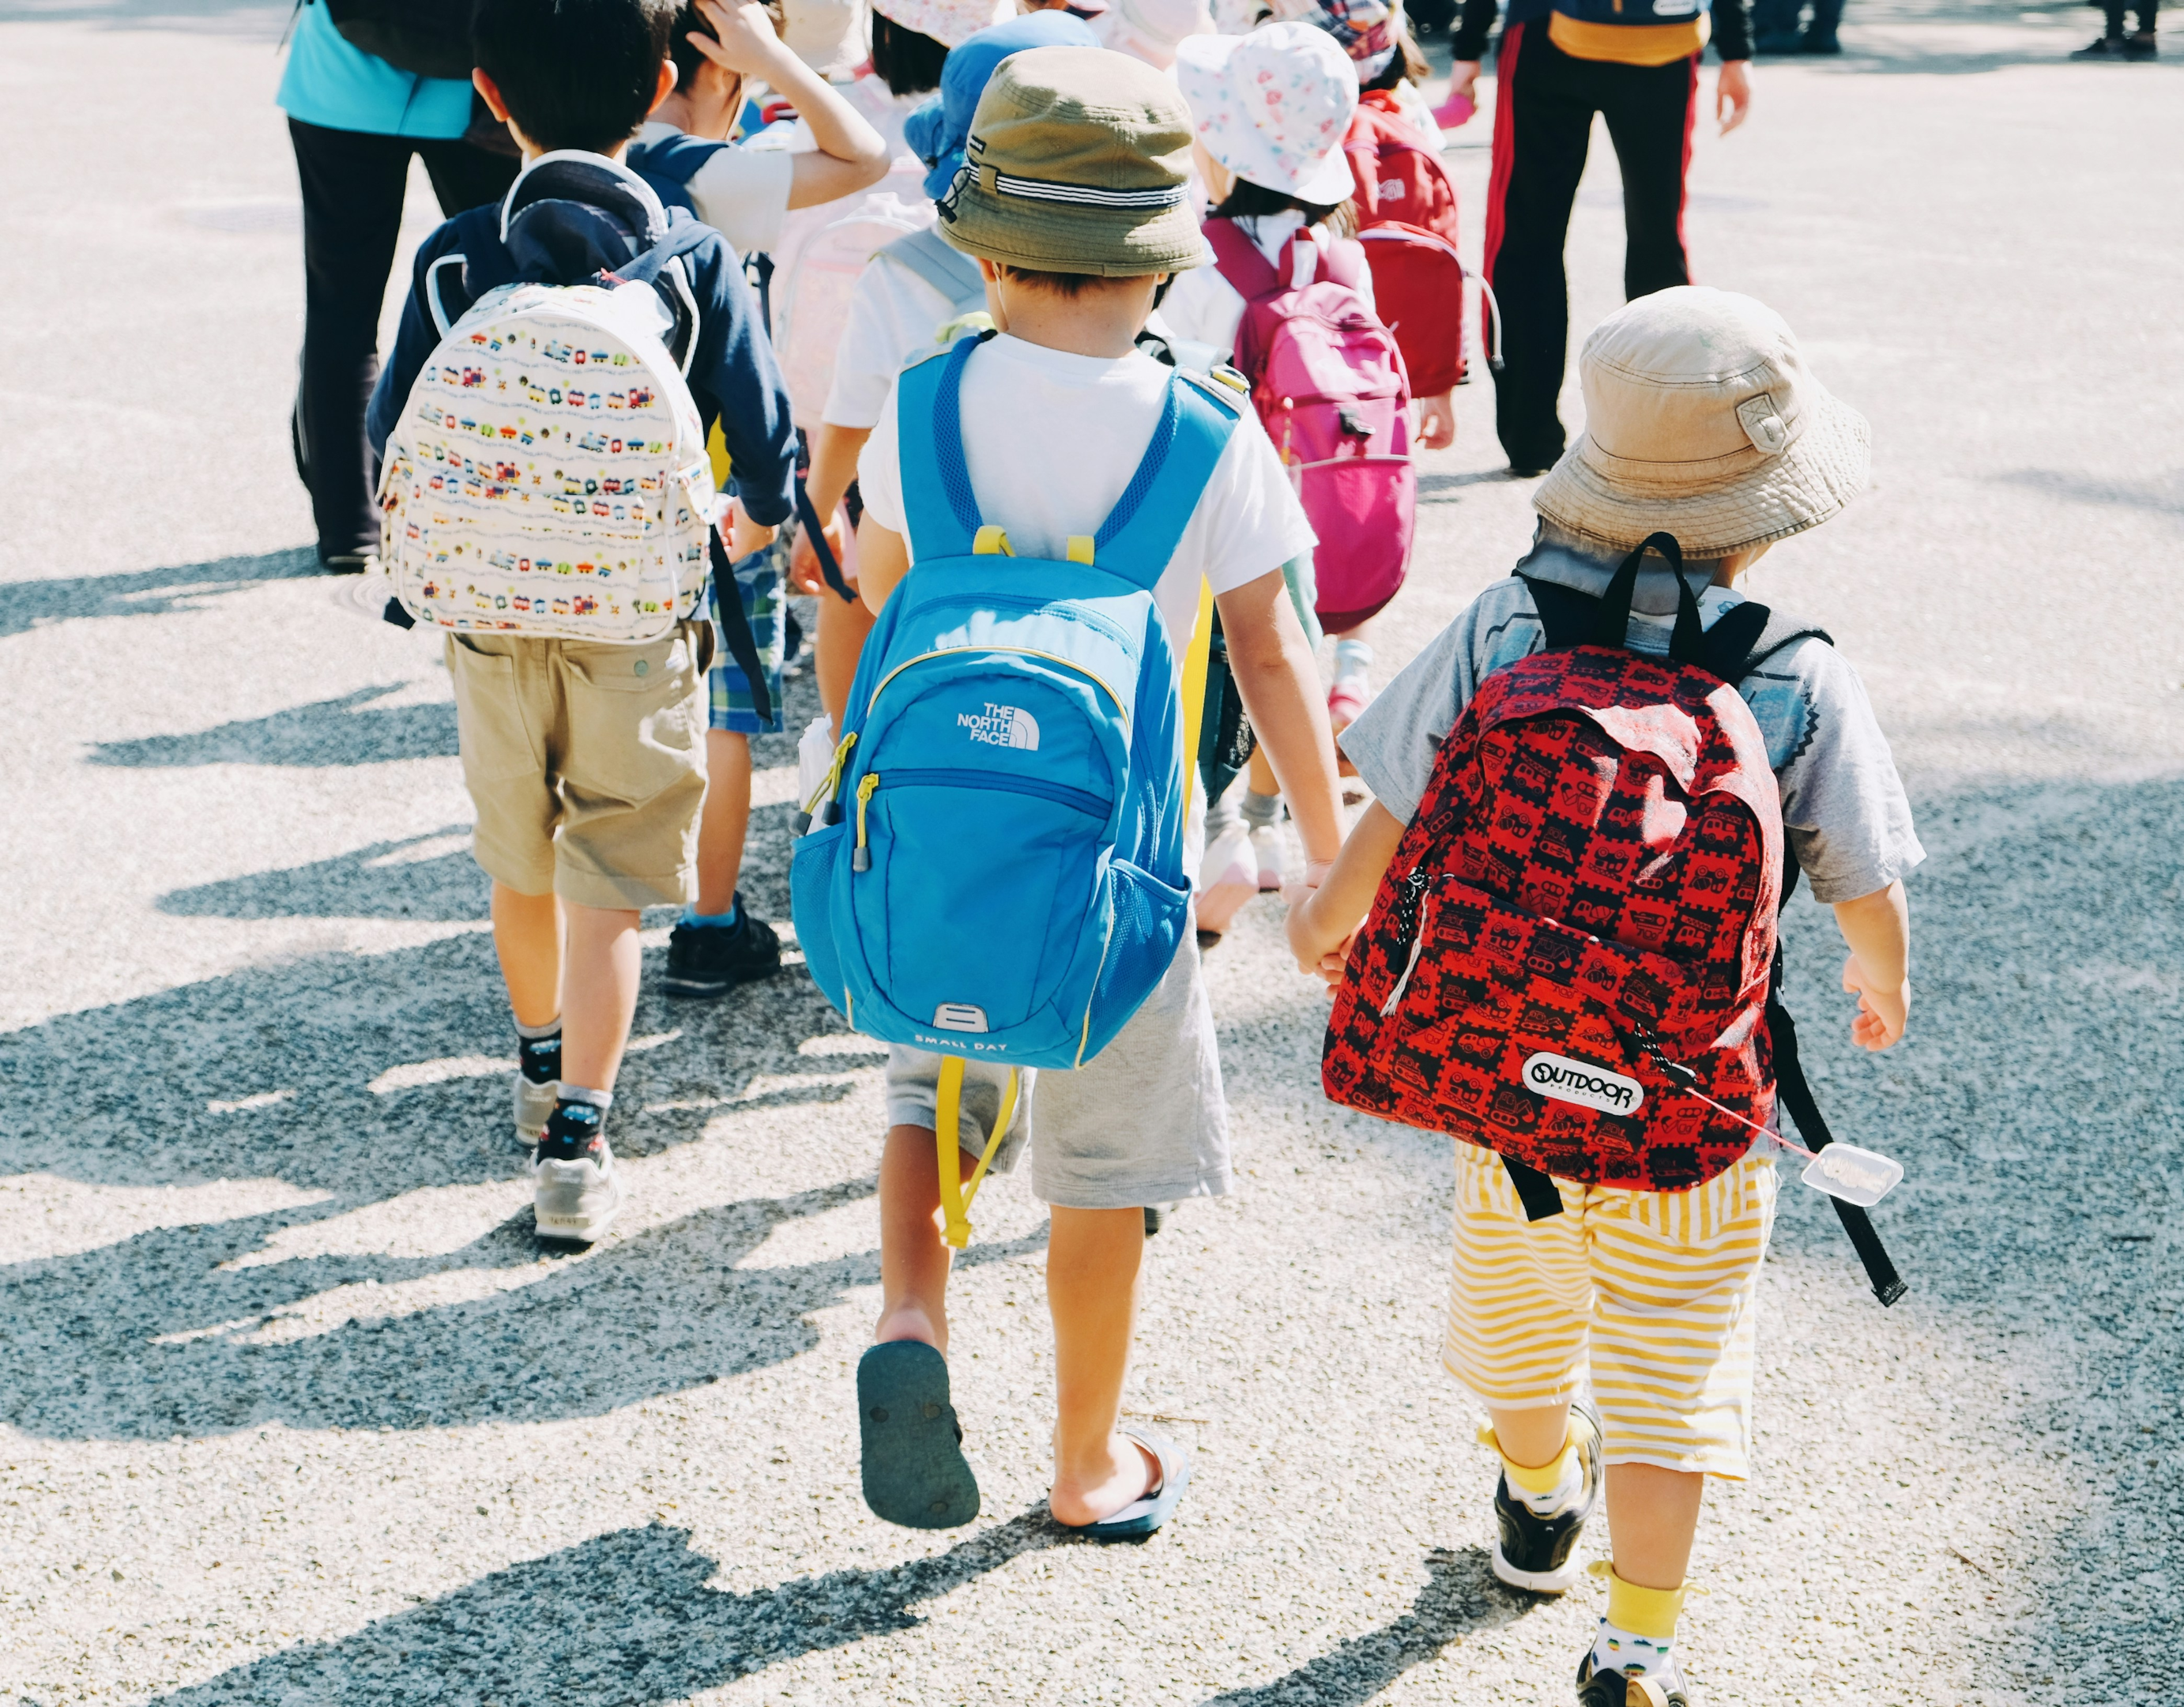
left=857, top=1340, right=980, bottom=1530
left=1062, top=1428, right=1190, bottom=1542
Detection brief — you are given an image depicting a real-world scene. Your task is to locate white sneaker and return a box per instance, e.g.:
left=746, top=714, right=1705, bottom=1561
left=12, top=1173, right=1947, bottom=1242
left=1249, top=823, right=1286, bottom=892
left=1195, top=823, right=1257, bottom=942
left=531, top=1103, right=623, bottom=1244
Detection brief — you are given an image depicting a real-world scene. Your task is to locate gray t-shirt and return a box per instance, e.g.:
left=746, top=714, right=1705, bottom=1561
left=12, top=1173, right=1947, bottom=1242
left=1339, top=533, right=1925, bottom=905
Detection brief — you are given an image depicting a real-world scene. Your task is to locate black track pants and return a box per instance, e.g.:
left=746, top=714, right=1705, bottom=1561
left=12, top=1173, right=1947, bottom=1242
left=288, top=117, right=519, bottom=561
left=1482, top=24, right=1700, bottom=469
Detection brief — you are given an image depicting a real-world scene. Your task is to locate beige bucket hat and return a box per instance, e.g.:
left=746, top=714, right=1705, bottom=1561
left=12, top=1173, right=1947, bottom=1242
left=938, top=45, right=1209, bottom=277
left=1532, top=285, right=1872, bottom=559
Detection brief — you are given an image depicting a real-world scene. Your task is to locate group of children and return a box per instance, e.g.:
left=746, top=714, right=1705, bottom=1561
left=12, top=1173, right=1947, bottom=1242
left=362, top=2, right=1920, bottom=1701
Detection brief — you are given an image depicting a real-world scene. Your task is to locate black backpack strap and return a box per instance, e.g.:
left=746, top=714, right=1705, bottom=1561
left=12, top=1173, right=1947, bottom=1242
left=706, top=529, right=774, bottom=729
left=1708, top=598, right=1836, bottom=688
left=1501, top=1155, right=1565, bottom=1223
left=794, top=476, right=857, bottom=605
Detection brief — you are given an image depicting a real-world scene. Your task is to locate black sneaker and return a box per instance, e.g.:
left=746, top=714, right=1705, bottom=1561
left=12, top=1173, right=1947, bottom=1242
left=2123, top=29, right=2158, bottom=57
left=662, top=898, right=781, bottom=998
left=1796, top=29, right=1841, bottom=51
left=2070, top=32, right=2126, bottom=56
left=1490, top=1397, right=1604, bottom=1594
left=1576, top=1650, right=1689, bottom=1707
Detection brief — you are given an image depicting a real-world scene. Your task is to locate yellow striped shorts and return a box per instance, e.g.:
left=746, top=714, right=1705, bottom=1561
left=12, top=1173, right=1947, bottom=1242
left=1442, top=1141, right=1779, bottom=1479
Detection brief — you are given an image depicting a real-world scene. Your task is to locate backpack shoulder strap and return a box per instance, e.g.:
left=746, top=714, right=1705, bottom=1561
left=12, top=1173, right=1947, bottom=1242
left=895, top=333, right=987, bottom=561
left=1704, top=599, right=1836, bottom=686
left=1204, top=217, right=1282, bottom=303
left=1314, top=233, right=1368, bottom=293
left=1089, top=370, right=1243, bottom=591
left=879, top=227, right=988, bottom=316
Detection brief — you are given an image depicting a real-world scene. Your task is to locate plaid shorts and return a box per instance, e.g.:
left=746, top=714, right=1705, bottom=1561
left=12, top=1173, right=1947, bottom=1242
left=706, top=545, right=785, bottom=736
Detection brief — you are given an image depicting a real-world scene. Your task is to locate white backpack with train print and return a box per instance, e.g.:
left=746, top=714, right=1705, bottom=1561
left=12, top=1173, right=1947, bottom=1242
left=376, top=237, right=715, bottom=646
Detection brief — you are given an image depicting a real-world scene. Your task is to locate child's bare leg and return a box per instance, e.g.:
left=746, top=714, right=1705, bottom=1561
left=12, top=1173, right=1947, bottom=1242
left=1603, top=1464, right=1704, bottom=1589
left=1046, top=1204, right=1156, bottom=1526
left=875, top=1123, right=952, bottom=1355
left=1489, top=1400, right=1572, bottom=1470
left=491, top=883, right=563, bottom=1026
left=560, top=903, right=642, bottom=1090
left=816, top=593, right=875, bottom=734
left=694, top=730, right=751, bottom=917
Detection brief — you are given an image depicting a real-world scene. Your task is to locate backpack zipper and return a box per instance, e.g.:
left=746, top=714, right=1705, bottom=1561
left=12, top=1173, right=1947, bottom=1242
left=851, top=773, right=881, bottom=871
left=865, top=647, right=1128, bottom=729
left=796, top=730, right=858, bottom=833
left=1378, top=868, right=1433, bottom=1017
left=878, top=767, right=1109, bottom=818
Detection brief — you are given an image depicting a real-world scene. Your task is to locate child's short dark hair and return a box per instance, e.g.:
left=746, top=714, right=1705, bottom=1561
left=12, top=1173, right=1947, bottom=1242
left=474, top=0, right=680, bottom=156
left=872, top=11, right=949, bottom=96
left=669, top=2, right=716, bottom=97
left=997, top=264, right=1100, bottom=298
left=1212, top=178, right=1358, bottom=239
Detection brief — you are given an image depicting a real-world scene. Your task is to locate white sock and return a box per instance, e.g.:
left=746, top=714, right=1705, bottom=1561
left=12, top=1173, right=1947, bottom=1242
left=1333, top=636, right=1373, bottom=683
left=1591, top=1621, right=1682, bottom=1685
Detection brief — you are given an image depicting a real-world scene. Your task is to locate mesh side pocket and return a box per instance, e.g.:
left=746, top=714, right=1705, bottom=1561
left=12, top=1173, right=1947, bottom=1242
left=1080, top=858, right=1188, bottom=1064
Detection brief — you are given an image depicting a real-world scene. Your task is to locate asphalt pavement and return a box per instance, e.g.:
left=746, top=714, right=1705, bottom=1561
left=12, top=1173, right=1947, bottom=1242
left=1, top=2, right=2178, bottom=1702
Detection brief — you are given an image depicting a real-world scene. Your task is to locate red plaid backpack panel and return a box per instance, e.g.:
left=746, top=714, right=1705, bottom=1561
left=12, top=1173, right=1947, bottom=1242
left=1324, top=646, right=1784, bottom=1192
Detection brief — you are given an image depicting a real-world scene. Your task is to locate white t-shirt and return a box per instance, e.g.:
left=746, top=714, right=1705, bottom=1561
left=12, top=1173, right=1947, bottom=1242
left=821, top=253, right=958, bottom=429
left=857, top=333, right=1316, bottom=685
left=1158, top=213, right=1376, bottom=360
left=634, top=119, right=794, bottom=256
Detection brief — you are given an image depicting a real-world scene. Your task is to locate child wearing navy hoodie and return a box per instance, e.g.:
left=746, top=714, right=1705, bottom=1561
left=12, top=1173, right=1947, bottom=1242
left=367, top=0, right=796, bottom=1245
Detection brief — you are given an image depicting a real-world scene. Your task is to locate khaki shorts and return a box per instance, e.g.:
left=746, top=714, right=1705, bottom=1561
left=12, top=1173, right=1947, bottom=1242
left=444, top=621, right=713, bottom=910
left=1441, top=1143, right=1779, bottom=1479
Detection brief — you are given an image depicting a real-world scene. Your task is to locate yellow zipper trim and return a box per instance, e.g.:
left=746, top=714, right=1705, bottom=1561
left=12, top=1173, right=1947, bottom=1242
left=852, top=772, right=881, bottom=870
left=866, top=647, right=1128, bottom=728
left=803, top=729, right=858, bottom=819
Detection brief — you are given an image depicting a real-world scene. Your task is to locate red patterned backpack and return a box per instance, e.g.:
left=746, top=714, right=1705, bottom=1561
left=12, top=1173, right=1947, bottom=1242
left=1324, top=534, right=1905, bottom=1301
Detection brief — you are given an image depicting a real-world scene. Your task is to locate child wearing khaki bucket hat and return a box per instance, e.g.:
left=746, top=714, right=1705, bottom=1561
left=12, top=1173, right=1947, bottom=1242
left=839, top=45, right=1349, bottom=1539
left=1287, top=284, right=1923, bottom=1707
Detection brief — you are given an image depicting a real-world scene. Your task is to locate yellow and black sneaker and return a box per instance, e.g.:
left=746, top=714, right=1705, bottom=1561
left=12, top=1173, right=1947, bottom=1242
left=1489, top=1397, right=1605, bottom=1594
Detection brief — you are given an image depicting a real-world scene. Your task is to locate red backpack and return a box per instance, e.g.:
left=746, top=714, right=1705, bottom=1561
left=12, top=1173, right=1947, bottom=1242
left=1324, top=536, right=1787, bottom=1194
left=1342, top=92, right=1499, bottom=398
left=1206, top=217, right=1414, bottom=631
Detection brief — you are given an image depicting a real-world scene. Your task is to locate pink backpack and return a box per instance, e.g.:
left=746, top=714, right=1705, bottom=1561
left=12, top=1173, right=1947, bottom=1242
left=1207, top=217, right=1415, bottom=630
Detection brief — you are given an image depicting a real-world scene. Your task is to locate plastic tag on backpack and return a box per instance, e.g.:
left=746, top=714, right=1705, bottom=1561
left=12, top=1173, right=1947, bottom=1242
left=1795, top=1143, right=1903, bottom=1208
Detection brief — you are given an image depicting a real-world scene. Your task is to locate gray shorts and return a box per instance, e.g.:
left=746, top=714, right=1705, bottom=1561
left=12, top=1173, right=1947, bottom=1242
left=882, top=923, right=1230, bottom=1211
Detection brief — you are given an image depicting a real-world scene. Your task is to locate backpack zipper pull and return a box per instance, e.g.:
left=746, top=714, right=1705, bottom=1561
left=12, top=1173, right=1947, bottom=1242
left=851, top=773, right=881, bottom=871
left=1378, top=868, right=1433, bottom=1016
left=797, top=730, right=857, bottom=833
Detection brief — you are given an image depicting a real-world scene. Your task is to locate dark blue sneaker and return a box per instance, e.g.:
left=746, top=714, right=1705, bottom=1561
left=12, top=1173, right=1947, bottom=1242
left=662, top=896, right=781, bottom=998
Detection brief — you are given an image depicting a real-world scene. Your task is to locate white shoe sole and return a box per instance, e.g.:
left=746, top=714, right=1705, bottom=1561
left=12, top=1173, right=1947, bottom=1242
left=533, top=1174, right=623, bottom=1244
left=1491, top=1539, right=1581, bottom=1595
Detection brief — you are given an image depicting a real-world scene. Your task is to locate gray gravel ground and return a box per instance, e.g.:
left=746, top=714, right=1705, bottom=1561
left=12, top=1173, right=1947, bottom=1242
left=2, top=2, right=2179, bottom=1702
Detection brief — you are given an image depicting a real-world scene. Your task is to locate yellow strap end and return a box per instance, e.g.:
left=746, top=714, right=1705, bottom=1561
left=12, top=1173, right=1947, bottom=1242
left=973, top=525, right=1014, bottom=556
left=1066, top=536, right=1094, bottom=564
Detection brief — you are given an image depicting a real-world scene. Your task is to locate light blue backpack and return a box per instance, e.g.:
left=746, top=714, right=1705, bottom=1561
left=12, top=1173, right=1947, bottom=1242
left=790, top=333, right=1242, bottom=1242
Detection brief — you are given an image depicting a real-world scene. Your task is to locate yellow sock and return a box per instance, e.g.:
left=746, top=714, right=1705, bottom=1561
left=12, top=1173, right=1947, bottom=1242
left=1476, top=1422, right=1577, bottom=1498
left=1600, top=1563, right=1685, bottom=1641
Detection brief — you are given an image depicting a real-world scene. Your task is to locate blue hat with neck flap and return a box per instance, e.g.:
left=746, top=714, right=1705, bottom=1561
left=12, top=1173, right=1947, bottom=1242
left=904, top=10, right=1099, bottom=202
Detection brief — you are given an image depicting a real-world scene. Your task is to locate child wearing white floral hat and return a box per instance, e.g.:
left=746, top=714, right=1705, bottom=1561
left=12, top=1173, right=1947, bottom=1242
left=1165, top=20, right=1430, bottom=940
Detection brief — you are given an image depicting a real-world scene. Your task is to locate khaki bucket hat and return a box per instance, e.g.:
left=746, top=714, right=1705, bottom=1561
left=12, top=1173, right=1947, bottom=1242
left=1532, top=286, right=1872, bottom=559
left=937, top=45, right=1211, bottom=277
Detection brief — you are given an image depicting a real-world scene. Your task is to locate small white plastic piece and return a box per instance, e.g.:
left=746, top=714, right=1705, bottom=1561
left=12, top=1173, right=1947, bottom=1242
left=1798, top=1143, right=1903, bottom=1208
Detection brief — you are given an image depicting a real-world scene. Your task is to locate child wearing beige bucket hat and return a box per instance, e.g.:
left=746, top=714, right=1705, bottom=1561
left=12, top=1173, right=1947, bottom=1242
left=1288, top=285, right=1923, bottom=1707
left=839, top=44, right=1348, bottom=1539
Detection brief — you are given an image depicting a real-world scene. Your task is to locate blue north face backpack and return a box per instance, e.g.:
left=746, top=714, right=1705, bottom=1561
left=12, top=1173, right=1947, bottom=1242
left=790, top=332, right=1241, bottom=1236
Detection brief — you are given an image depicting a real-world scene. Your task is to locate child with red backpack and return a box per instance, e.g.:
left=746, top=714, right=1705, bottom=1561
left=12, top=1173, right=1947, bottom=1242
left=1167, top=19, right=1424, bottom=929
left=1286, top=288, right=1921, bottom=1707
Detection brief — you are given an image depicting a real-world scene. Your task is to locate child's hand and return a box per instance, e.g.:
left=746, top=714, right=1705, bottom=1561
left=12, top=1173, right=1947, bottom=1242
left=786, top=513, right=847, bottom=594
left=1285, top=891, right=1354, bottom=989
left=722, top=501, right=777, bottom=560
left=1415, top=390, right=1456, bottom=451
left=1842, top=953, right=1909, bottom=1051
left=691, top=0, right=789, bottom=75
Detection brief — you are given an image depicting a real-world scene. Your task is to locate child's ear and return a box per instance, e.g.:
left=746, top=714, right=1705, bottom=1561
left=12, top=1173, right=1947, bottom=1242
left=649, top=58, right=678, bottom=116
left=473, top=68, right=513, bottom=122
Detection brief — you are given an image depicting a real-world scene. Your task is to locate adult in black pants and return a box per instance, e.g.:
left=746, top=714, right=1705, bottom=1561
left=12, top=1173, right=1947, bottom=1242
left=280, top=0, right=519, bottom=569
left=289, top=123, right=518, bottom=568
left=1447, top=0, right=1753, bottom=474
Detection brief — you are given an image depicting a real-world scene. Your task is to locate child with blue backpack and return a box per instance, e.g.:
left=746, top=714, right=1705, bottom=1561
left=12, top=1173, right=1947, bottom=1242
left=795, top=44, right=1346, bottom=1535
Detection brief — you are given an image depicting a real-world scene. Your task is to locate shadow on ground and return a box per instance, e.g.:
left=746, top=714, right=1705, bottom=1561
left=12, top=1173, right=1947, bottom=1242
left=1201, top=1546, right=1527, bottom=1705
left=93, top=684, right=459, bottom=769
left=0, top=547, right=318, bottom=641
left=149, top=1510, right=1065, bottom=1705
